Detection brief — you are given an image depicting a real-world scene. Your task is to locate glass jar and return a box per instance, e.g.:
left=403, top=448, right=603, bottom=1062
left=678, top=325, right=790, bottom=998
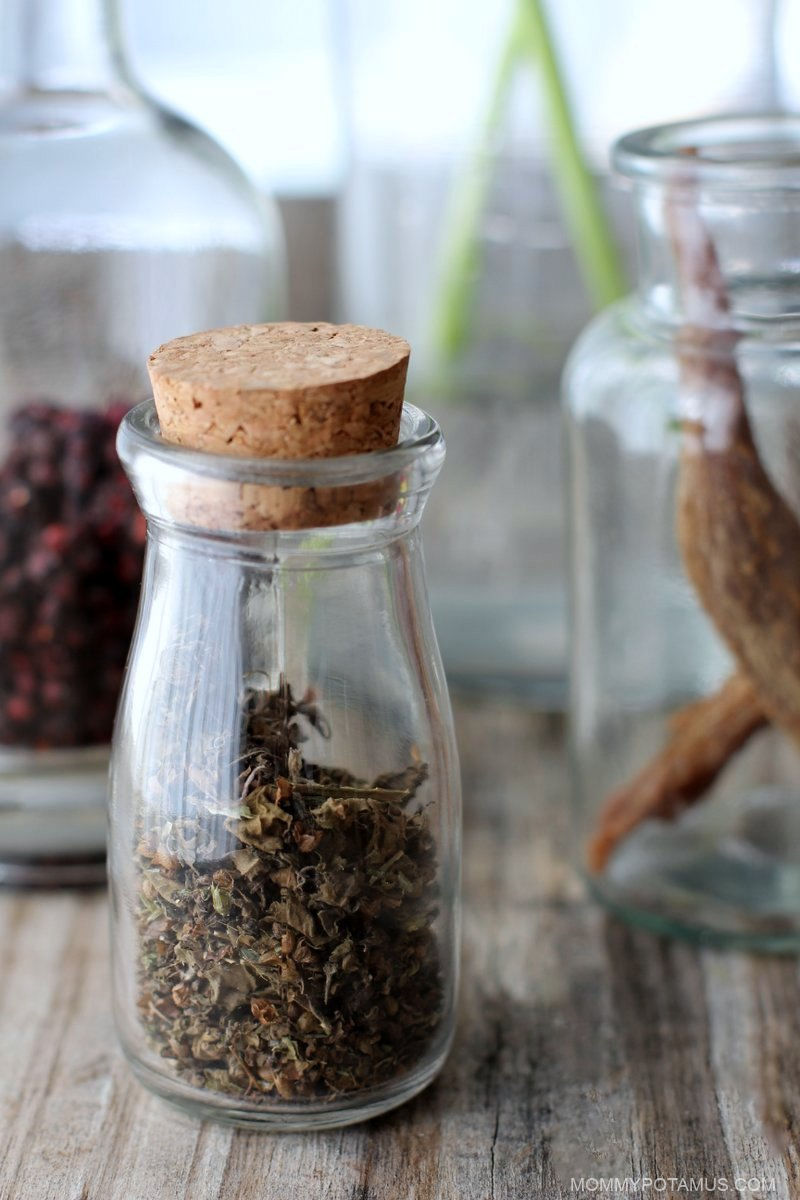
left=109, top=399, right=460, bottom=1129
left=0, top=0, right=283, bottom=884
left=565, top=114, right=800, bottom=949
left=338, top=0, right=778, bottom=702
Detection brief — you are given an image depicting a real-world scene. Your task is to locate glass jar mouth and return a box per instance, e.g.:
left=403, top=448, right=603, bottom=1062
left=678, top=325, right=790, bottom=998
left=118, top=398, right=444, bottom=488
left=614, top=113, right=800, bottom=189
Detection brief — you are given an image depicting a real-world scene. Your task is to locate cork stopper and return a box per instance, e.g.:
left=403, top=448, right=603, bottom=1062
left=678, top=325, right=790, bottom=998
left=147, top=323, right=411, bottom=530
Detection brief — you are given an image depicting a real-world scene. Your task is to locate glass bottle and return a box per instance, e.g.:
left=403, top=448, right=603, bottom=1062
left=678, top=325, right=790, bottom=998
left=338, top=0, right=778, bottom=703
left=565, top=114, right=800, bottom=949
left=109, top=399, right=460, bottom=1128
left=0, top=0, right=283, bottom=884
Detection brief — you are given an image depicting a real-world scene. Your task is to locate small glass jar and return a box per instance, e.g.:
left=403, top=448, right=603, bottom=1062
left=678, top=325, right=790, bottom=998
left=565, top=114, right=800, bottom=949
left=0, top=0, right=283, bottom=884
left=109, top=400, right=460, bottom=1129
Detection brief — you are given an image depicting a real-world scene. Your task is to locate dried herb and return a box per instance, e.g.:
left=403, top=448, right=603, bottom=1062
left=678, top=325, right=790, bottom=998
left=135, top=680, right=443, bottom=1101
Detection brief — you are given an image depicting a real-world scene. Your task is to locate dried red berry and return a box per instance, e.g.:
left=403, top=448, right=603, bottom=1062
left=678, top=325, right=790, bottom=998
left=0, top=400, right=145, bottom=748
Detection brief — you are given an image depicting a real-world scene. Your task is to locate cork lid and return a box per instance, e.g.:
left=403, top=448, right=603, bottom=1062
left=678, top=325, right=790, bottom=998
left=148, top=322, right=410, bottom=460
left=147, top=322, right=411, bottom=531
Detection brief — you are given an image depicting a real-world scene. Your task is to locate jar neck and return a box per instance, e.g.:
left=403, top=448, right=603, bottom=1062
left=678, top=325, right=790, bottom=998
left=0, top=0, right=125, bottom=95
left=151, top=520, right=426, bottom=569
left=632, top=179, right=800, bottom=327
left=118, top=400, right=446, bottom=558
left=615, top=116, right=800, bottom=329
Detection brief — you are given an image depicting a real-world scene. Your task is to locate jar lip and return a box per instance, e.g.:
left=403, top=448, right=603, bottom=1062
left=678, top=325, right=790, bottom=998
left=118, top=398, right=444, bottom=487
left=614, top=113, right=800, bottom=188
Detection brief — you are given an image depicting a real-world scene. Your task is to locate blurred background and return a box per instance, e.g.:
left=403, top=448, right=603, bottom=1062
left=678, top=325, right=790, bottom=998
left=0, top=0, right=791, bottom=880
left=118, top=0, right=783, bottom=701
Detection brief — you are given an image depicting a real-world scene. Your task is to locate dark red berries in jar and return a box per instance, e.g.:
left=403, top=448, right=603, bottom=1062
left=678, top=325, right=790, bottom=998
left=0, top=401, right=145, bottom=749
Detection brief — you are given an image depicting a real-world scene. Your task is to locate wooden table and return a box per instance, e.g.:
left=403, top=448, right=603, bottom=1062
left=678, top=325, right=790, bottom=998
left=1, top=696, right=798, bottom=1200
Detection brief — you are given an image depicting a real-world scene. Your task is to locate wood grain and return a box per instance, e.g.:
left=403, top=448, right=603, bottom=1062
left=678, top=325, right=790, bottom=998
left=0, top=697, right=798, bottom=1200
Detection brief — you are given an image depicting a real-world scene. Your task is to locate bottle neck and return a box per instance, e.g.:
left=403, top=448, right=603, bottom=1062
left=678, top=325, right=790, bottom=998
left=118, top=400, right=446, bottom=558
left=614, top=117, right=800, bottom=329
left=633, top=179, right=800, bottom=328
left=0, top=0, right=124, bottom=94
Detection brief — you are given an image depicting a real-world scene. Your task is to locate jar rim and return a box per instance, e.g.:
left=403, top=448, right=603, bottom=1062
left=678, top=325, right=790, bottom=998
left=614, top=113, right=800, bottom=188
left=118, top=398, right=444, bottom=489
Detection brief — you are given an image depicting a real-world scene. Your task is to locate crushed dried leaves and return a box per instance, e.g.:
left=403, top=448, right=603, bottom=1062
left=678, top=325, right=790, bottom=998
left=135, top=680, right=443, bottom=1101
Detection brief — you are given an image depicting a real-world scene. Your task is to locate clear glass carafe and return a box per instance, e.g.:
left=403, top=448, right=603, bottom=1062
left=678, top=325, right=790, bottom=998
left=338, top=0, right=778, bottom=701
left=565, top=115, right=800, bottom=949
left=110, top=400, right=460, bottom=1128
left=0, top=0, right=283, bottom=883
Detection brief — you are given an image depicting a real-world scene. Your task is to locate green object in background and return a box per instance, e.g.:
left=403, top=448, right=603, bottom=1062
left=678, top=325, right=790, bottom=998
left=432, top=0, right=628, bottom=365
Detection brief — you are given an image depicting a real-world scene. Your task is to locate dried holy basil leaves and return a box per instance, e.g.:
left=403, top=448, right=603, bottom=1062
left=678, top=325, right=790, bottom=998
left=136, top=681, right=444, bottom=1101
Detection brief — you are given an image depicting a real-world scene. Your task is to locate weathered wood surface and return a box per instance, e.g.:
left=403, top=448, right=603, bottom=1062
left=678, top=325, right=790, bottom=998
left=0, top=696, right=798, bottom=1200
